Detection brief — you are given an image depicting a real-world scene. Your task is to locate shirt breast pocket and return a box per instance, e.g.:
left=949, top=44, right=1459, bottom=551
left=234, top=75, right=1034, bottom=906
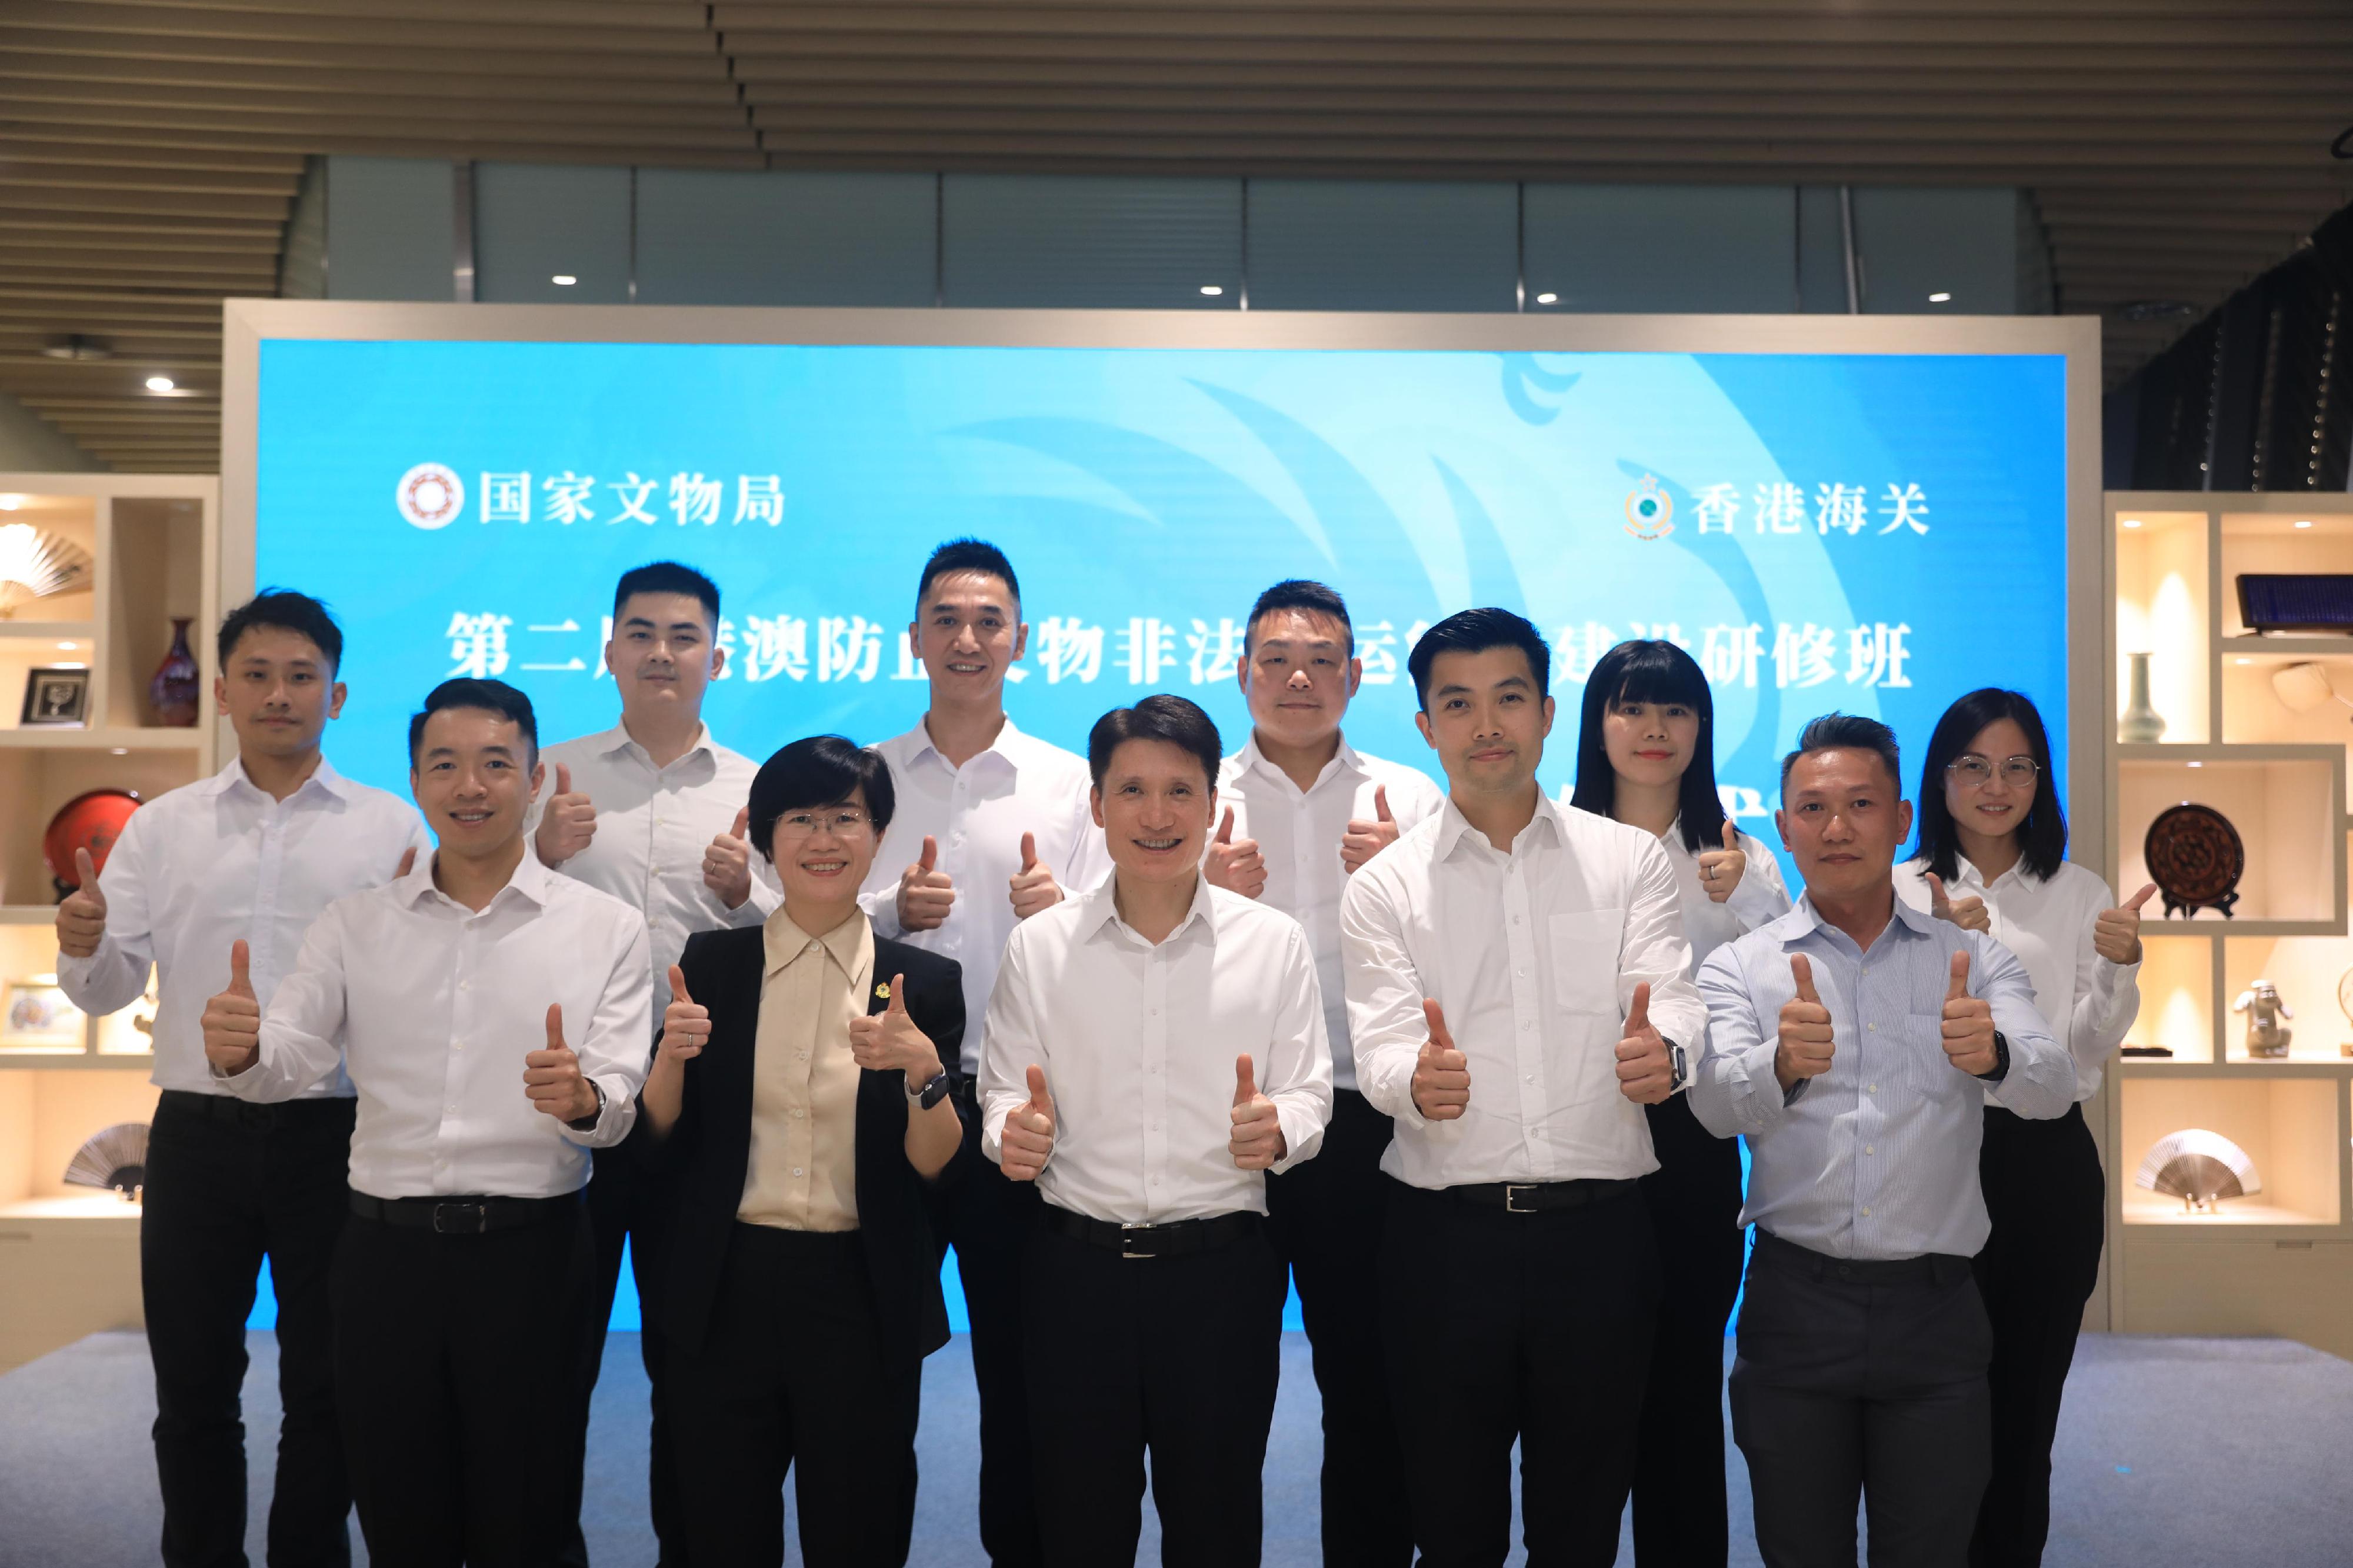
left=1548, top=908, right=1625, bottom=1019
left=1901, top=1012, right=1959, bottom=1095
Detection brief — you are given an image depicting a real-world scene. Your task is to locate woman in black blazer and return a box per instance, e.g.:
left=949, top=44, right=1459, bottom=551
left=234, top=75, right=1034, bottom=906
left=633, top=735, right=964, bottom=1568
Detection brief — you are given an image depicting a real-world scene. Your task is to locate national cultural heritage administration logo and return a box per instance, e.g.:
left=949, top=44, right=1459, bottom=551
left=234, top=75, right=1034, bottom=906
left=392, top=461, right=788, bottom=530
left=396, top=463, right=465, bottom=530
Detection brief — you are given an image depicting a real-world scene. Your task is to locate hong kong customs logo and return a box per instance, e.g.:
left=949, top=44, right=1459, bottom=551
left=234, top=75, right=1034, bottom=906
left=1624, top=475, right=1674, bottom=541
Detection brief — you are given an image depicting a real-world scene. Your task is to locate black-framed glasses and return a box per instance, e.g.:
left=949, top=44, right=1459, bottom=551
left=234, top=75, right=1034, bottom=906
left=1946, top=755, right=2038, bottom=788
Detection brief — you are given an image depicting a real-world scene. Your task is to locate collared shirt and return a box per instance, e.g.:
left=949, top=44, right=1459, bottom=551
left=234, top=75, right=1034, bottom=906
left=1691, top=892, right=2075, bottom=1260
left=1894, top=858, right=2139, bottom=1101
left=534, top=722, right=780, bottom=1014
left=1644, top=814, right=1794, bottom=975
left=859, top=716, right=1111, bottom=1073
left=55, top=756, right=431, bottom=1098
left=738, top=908, right=870, bottom=1233
left=1217, top=735, right=1444, bottom=1090
left=978, top=876, right=1332, bottom=1225
left=1339, top=792, right=1707, bottom=1190
left=217, top=850, right=651, bottom=1200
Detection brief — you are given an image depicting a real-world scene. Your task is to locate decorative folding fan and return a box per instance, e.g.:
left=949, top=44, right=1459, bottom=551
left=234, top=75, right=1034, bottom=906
left=0, top=522, right=93, bottom=618
left=62, top=1122, right=149, bottom=1202
left=2134, top=1128, right=2261, bottom=1213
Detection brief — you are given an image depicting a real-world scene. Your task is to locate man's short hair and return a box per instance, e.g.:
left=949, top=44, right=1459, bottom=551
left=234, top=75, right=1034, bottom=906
left=408, top=678, right=538, bottom=766
left=918, top=538, right=1020, bottom=609
left=1779, top=712, right=1902, bottom=793
left=1086, top=694, right=1223, bottom=792
left=1406, top=608, right=1551, bottom=711
left=745, top=736, right=897, bottom=860
left=1244, top=579, right=1353, bottom=656
left=612, top=561, right=720, bottom=628
left=217, top=589, right=343, bottom=673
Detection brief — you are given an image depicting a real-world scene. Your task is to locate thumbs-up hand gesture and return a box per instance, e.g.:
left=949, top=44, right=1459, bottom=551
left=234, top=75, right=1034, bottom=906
left=702, top=806, right=755, bottom=910
left=1205, top=808, right=1266, bottom=900
left=999, top=1065, right=1056, bottom=1181
left=1695, top=818, right=1748, bottom=905
left=1229, top=1054, right=1287, bottom=1169
left=658, top=965, right=709, bottom=1065
left=1411, top=999, right=1471, bottom=1121
left=1940, top=950, right=1999, bottom=1076
left=1008, top=832, right=1064, bottom=920
left=1775, top=955, right=1835, bottom=1092
left=1926, top=872, right=1991, bottom=934
left=524, top=1003, right=599, bottom=1123
left=1614, top=982, right=1675, bottom=1105
left=2093, top=883, right=2157, bottom=966
left=535, top=763, right=596, bottom=868
left=201, top=939, right=262, bottom=1075
left=1340, top=784, right=1402, bottom=875
left=850, top=973, right=943, bottom=1080
left=55, top=847, right=108, bottom=958
left=898, top=835, right=956, bottom=932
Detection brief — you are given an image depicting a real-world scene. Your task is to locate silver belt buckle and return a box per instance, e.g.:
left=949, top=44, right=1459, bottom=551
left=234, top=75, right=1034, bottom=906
left=432, top=1201, right=489, bottom=1235
left=1120, top=1219, right=1156, bottom=1259
left=1504, top=1184, right=1538, bottom=1215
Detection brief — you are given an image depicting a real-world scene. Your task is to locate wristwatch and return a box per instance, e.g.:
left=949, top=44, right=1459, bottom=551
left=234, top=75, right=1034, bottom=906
left=907, top=1068, right=952, bottom=1111
left=1972, top=1030, right=2012, bottom=1084
left=1667, top=1039, right=1689, bottom=1094
left=565, top=1079, right=607, bottom=1132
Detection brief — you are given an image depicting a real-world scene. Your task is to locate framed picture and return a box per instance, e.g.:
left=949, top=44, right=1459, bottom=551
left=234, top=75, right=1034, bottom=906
left=20, top=666, right=90, bottom=728
left=2, top=979, right=85, bottom=1050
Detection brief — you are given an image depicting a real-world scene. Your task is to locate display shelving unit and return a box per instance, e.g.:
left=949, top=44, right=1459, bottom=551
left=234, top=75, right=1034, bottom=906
left=0, top=473, right=216, bottom=1370
left=2109, top=493, right=2353, bottom=1362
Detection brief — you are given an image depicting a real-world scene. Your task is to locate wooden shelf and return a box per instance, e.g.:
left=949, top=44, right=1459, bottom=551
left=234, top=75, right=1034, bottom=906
left=0, top=621, right=96, bottom=643
left=0, top=728, right=202, bottom=750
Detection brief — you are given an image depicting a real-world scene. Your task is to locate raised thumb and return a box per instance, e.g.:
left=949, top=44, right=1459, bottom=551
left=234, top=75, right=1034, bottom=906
left=1234, top=1053, right=1258, bottom=1106
left=1421, top=997, right=1452, bottom=1052
left=1626, top=981, right=1651, bottom=1034
left=731, top=805, right=750, bottom=840
left=554, top=761, right=573, bottom=797
left=1374, top=784, right=1394, bottom=824
left=887, top=973, right=909, bottom=1015
left=1721, top=816, right=1739, bottom=852
left=1019, top=831, right=1040, bottom=872
left=1025, top=1063, right=1051, bottom=1112
left=74, top=846, right=101, bottom=896
left=666, top=964, right=692, bottom=1007
left=545, top=1002, right=567, bottom=1053
left=1789, top=953, right=1819, bottom=1005
left=1215, top=807, right=1235, bottom=846
left=228, top=939, right=254, bottom=997
left=1925, top=872, right=1951, bottom=912
left=1947, top=949, right=1971, bottom=1002
left=918, top=834, right=938, bottom=873
left=2125, top=882, right=2157, bottom=912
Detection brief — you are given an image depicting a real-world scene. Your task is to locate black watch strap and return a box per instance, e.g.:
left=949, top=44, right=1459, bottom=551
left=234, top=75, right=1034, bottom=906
left=909, top=1070, right=951, bottom=1110
left=1974, top=1030, right=2012, bottom=1084
left=565, top=1079, right=606, bottom=1132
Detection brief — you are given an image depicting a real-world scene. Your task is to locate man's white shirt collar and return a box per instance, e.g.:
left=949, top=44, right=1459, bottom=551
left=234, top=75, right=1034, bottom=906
left=1230, top=732, right=1368, bottom=797
left=1072, top=871, right=1222, bottom=947
left=581, top=720, right=717, bottom=769
left=209, top=753, right=360, bottom=807
left=1432, top=787, right=1567, bottom=861
left=394, top=840, right=556, bottom=913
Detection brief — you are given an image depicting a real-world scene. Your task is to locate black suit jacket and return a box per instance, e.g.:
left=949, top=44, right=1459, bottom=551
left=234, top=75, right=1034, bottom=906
left=634, top=922, right=963, bottom=1366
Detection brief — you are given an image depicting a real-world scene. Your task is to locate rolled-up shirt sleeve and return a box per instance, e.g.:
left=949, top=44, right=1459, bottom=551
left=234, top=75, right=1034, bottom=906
left=1621, top=836, right=1705, bottom=1077
left=219, top=905, right=351, bottom=1103
left=1691, top=943, right=1789, bottom=1138
left=564, top=918, right=652, bottom=1148
left=1261, top=922, right=1334, bottom=1175
left=1971, top=930, right=2075, bottom=1118
left=1339, top=867, right=1442, bottom=1133
left=977, top=928, right=1043, bottom=1166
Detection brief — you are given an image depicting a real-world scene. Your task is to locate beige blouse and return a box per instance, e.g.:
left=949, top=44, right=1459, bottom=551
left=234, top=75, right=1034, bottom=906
left=736, top=908, right=870, bottom=1233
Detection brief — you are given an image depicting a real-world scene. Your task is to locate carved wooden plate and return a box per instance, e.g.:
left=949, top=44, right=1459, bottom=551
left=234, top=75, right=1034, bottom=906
left=2144, top=802, right=2244, bottom=919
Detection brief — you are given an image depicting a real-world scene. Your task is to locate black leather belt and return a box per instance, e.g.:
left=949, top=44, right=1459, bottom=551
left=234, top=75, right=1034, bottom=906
left=1040, top=1203, right=1258, bottom=1259
left=1444, top=1178, right=1639, bottom=1215
left=158, top=1089, right=353, bottom=1128
left=349, top=1190, right=580, bottom=1235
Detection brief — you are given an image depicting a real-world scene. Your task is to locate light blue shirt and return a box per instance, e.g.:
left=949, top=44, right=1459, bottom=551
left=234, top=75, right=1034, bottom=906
left=1691, top=889, right=2074, bottom=1260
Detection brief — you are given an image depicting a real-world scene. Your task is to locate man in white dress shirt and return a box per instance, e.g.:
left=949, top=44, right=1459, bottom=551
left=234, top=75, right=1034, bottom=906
left=1202, top=578, right=1441, bottom=1567
left=55, top=590, right=428, bottom=1568
left=202, top=677, right=651, bottom=1568
left=1339, top=609, right=1705, bottom=1568
left=532, top=560, right=779, bottom=1566
left=982, top=694, right=1332, bottom=1567
left=858, top=538, right=1108, bottom=1568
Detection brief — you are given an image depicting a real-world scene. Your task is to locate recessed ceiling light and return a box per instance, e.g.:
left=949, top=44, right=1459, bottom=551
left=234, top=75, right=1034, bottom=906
left=1535, top=292, right=1559, bottom=305
left=2122, top=518, right=2142, bottom=529
left=1928, top=292, right=1952, bottom=303
left=1199, top=284, right=1224, bottom=297
left=551, top=274, right=578, bottom=286
left=0, top=495, right=20, bottom=511
left=2294, top=519, right=2314, bottom=529
left=145, top=375, right=174, bottom=393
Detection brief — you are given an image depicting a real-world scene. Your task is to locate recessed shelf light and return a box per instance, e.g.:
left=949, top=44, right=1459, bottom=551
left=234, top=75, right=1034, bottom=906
left=1535, top=292, right=1559, bottom=305
left=0, top=495, right=21, bottom=511
left=1928, top=292, right=1953, bottom=303
left=109, top=747, right=128, bottom=756
left=2235, top=657, right=2252, bottom=665
left=2187, top=760, right=2202, bottom=768
left=55, top=641, right=76, bottom=650
left=2122, top=518, right=2143, bottom=529
left=2294, top=519, right=2314, bottom=529
left=144, top=375, right=174, bottom=393
left=1199, top=285, right=1224, bottom=297
left=551, top=274, right=578, bottom=286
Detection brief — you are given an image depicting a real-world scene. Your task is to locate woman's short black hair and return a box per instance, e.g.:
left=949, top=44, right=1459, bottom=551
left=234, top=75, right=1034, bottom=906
left=407, top=678, right=536, bottom=764
left=745, top=736, right=895, bottom=860
left=1407, top=608, right=1551, bottom=712
left=1910, top=688, right=2067, bottom=882
left=1086, top=694, right=1222, bottom=792
left=1568, top=639, right=1727, bottom=855
left=218, top=589, right=344, bottom=673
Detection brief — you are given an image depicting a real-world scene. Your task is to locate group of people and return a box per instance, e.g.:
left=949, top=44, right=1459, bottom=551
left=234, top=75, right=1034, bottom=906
left=54, top=538, right=2145, bottom=1568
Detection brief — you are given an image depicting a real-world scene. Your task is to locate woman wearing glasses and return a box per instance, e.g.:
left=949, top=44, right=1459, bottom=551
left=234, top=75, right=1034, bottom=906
left=1896, top=689, right=2148, bottom=1568
left=1567, top=639, right=1789, bottom=1568
left=634, top=736, right=965, bottom=1567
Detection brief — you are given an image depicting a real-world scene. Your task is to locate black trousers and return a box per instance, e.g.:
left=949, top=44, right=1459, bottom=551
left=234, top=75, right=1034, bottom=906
left=1969, top=1103, right=2103, bottom=1568
left=1379, top=1177, right=1661, bottom=1568
left=931, top=1079, right=1045, bottom=1567
left=566, top=1149, right=685, bottom=1567
left=1729, top=1232, right=1994, bottom=1568
left=1022, top=1213, right=1286, bottom=1567
left=141, top=1089, right=355, bottom=1568
left=330, top=1198, right=598, bottom=1568
left=1265, top=1087, right=1415, bottom=1567
left=666, top=1224, right=922, bottom=1568
left=1629, top=1091, right=1747, bottom=1568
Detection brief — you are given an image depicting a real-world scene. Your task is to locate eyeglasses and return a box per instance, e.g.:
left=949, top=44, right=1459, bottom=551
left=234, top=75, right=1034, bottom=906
left=772, top=808, right=872, bottom=839
left=1946, top=755, right=2039, bottom=788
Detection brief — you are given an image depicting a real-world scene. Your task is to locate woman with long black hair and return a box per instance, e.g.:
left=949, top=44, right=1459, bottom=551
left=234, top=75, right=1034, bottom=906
left=1567, top=638, right=1788, bottom=1567
left=1896, top=688, right=2147, bottom=1568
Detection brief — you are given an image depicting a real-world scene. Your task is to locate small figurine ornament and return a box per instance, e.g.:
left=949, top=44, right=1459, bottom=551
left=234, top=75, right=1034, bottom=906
left=2232, top=980, right=2292, bottom=1059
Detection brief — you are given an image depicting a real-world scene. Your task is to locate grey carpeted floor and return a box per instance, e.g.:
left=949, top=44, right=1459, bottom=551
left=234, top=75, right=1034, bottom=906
left=2, top=1330, right=2348, bottom=1566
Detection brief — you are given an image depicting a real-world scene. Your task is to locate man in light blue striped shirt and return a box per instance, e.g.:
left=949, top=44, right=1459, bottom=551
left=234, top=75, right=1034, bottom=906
left=1692, top=714, right=2072, bottom=1568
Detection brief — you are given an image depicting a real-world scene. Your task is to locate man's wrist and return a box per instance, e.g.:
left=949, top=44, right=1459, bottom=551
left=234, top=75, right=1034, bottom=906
left=1972, top=1030, right=2012, bottom=1083
left=566, top=1079, right=606, bottom=1129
